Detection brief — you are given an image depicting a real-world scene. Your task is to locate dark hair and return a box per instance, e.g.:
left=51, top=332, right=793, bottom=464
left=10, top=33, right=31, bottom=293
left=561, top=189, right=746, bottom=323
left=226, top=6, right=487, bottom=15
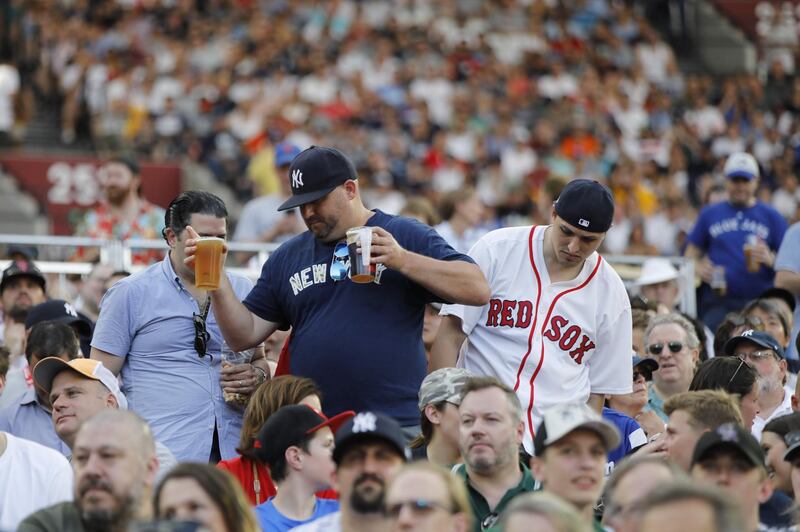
left=763, top=412, right=800, bottom=439
left=267, top=436, right=312, bottom=483
left=461, top=376, right=522, bottom=423
left=6, top=305, right=28, bottom=325
left=106, top=154, right=140, bottom=176
left=743, top=298, right=790, bottom=342
left=409, top=401, right=446, bottom=449
left=0, top=346, right=9, bottom=379
left=109, top=270, right=131, bottom=278
left=689, top=357, right=758, bottom=398
left=25, top=322, right=80, bottom=363
left=162, top=191, right=228, bottom=242
left=154, top=463, right=259, bottom=532
left=238, top=376, right=322, bottom=459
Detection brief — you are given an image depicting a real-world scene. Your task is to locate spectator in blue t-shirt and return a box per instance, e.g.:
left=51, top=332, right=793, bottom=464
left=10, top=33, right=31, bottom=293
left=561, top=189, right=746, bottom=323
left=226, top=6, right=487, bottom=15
left=253, top=404, right=353, bottom=531
left=188, top=146, right=489, bottom=430
left=685, top=152, right=788, bottom=332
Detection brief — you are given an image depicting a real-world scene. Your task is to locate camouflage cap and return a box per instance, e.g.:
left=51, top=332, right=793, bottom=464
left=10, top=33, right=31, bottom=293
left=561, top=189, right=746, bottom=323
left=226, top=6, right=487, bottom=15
left=418, top=368, right=473, bottom=411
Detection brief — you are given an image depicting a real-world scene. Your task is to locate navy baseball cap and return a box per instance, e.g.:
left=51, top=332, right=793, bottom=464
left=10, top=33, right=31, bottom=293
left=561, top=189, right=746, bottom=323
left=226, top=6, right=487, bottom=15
left=274, top=142, right=302, bottom=167
left=332, top=411, right=410, bottom=464
left=254, top=404, right=354, bottom=465
left=278, top=146, right=358, bottom=211
left=554, top=179, right=614, bottom=233
left=1, top=260, right=46, bottom=293
left=692, top=423, right=765, bottom=470
left=633, top=355, right=659, bottom=380
left=25, top=299, right=93, bottom=337
left=723, top=329, right=785, bottom=359
left=783, top=431, right=800, bottom=462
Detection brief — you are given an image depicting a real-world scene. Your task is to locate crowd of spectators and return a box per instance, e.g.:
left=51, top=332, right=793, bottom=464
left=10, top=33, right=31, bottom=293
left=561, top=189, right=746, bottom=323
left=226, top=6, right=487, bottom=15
left=6, top=0, right=800, bottom=531
left=0, top=0, right=798, bottom=257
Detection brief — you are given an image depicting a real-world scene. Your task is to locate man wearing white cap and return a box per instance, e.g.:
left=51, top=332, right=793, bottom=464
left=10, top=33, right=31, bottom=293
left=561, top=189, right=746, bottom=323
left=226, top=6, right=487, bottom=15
left=33, top=357, right=176, bottom=475
left=635, top=257, right=682, bottom=314
left=530, top=402, right=621, bottom=531
left=685, top=152, right=787, bottom=331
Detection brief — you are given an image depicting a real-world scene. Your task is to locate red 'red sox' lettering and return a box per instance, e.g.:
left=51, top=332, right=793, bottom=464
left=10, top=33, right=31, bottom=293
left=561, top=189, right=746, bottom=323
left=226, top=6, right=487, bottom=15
left=485, top=299, right=533, bottom=328
left=543, top=314, right=595, bottom=364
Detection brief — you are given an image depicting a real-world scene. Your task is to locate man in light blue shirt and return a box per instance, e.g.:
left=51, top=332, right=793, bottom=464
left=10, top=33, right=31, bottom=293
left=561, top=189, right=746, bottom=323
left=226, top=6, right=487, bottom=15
left=90, top=191, right=269, bottom=463
left=0, top=321, right=79, bottom=455
left=775, top=221, right=800, bottom=361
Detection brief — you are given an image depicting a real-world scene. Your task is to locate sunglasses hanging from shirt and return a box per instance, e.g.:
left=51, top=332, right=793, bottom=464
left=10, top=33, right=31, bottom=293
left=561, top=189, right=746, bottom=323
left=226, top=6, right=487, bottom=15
left=193, top=295, right=212, bottom=358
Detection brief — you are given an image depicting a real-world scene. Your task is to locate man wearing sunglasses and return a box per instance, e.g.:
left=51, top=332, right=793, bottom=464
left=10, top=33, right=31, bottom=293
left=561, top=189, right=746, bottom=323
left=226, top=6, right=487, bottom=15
left=185, top=146, right=489, bottom=435
left=431, top=178, right=633, bottom=455
left=723, top=330, right=793, bottom=441
left=90, top=191, right=268, bottom=464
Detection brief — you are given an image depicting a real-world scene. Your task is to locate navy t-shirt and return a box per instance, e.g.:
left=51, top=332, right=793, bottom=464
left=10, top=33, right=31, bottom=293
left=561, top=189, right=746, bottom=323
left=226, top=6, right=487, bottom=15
left=687, top=201, right=787, bottom=299
left=603, top=407, right=647, bottom=475
left=243, top=210, right=475, bottom=425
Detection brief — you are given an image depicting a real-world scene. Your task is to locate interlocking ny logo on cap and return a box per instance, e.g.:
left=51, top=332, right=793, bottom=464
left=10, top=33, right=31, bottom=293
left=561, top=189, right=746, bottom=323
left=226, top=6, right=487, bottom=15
left=292, top=169, right=304, bottom=189
left=578, top=218, right=590, bottom=228
left=742, top=329, right=754, bottom=337
left=64, top=302, right=78, bottom=317
left=717, top=424, right=739, bottom=442
left=352, top=412, right=377, bottom=433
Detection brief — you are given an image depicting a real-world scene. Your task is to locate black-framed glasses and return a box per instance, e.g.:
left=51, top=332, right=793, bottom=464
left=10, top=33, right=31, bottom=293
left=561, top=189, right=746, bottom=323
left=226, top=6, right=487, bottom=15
left=330, top=241, right=349, bottom=282
left=647, top=341, right=684, bottom=356
left=193, top=313, right=210, bottom=358
left=385, top=499, right=453, bottom=518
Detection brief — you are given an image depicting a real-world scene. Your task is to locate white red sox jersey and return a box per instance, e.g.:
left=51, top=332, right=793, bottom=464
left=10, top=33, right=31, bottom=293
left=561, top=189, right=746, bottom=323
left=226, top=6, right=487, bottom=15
left=441, top=225, right=633, bottom=453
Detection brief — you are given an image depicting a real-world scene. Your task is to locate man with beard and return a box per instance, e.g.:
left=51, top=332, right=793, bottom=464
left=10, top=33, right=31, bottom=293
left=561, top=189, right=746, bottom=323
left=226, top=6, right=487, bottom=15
left=73, top=156, right=165, bottom=265
left=724, top=330, right=793, bottom=441
left=685, top=152, right=787, bottom=331
left=293, top=411, right=408, bottom=532
left=0, top=259, right=46, bottom=343
left=454, top=377, right=536, bottom=532
left=18, top=409, right=159, bottom=532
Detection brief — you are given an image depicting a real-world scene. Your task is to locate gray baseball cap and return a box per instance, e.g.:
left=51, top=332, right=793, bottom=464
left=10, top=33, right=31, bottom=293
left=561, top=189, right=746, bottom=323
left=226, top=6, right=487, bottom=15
left=418, top=368, right=472, bottom=411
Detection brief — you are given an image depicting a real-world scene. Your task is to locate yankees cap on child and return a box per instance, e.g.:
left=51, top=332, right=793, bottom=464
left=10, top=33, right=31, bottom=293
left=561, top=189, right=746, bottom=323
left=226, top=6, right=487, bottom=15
left=691, top=423, right=766, bottom=470
left=33, top=357, right=128, bottom=409
left=533, top=402, right=621, bottom=456
left=254, top=404, right=354, bottom=465
left=278, top=146, right=358, bottom=211
left=332, top=411, right=410, bottom=463
left=553, top=179, right=615, bottom=233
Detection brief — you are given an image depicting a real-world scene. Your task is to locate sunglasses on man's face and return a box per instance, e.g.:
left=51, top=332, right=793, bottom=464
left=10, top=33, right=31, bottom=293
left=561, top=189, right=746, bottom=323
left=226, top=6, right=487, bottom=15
left=330, top=242, right=349, bottom=282
left=647, top=341, right=684, bottom=356
left=193, top=313, right=210, bottom=358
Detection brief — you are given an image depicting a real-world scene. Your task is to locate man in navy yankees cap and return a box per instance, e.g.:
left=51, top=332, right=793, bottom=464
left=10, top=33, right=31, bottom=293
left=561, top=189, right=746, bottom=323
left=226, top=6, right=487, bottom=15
left=185, top=146, right=489, bottom=437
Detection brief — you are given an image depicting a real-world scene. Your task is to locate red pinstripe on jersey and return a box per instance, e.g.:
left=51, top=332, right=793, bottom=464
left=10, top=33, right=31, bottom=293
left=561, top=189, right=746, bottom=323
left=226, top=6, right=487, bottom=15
left=513, top=226, right=542, bottom=392
left=516, top=226, right=604, bottom=441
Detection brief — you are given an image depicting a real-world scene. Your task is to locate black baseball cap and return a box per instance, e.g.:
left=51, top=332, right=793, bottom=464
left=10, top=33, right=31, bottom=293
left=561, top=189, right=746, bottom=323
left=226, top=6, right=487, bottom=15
left=25, top=299, right=93, bottom=337
left=254, top=404, right=354, bottom=465
left=332, top=411, right=410, bottom=464
left=633, top=355, right=659, bottom=381
left=553, top=179, right=614, bottom=233
left=277, top=146, right=358, bottom=211
left=692, top=423, right=765, bottom=470
left=0, top=260, right=46, bottom=293
left=723, top=329, right=785, bottom=359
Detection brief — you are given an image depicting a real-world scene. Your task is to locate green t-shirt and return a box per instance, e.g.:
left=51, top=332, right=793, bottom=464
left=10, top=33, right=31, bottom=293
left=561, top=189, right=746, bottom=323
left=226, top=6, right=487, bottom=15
left=17, top=502, right=86, bottom=532
left=454, top=463, right=538, bottom=532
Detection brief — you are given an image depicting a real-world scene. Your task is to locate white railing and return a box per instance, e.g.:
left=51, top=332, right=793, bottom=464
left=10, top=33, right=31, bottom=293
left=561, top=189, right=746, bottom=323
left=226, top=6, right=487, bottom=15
left=0, top=235, right=697, bottom=317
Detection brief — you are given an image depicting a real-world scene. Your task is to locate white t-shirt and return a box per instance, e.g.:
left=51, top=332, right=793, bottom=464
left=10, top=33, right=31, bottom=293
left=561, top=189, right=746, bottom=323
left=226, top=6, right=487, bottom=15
left=0, top=432, right=73, bottom=530
left=441, top=226, right=633, bottom=453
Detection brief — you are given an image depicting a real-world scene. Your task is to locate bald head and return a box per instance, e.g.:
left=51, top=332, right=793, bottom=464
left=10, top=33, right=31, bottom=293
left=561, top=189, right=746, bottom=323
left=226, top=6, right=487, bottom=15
left=77, top=410, right=156, bottom=463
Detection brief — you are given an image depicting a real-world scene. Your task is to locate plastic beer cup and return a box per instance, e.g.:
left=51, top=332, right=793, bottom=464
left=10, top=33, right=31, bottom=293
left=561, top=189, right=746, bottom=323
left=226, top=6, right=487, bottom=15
left=346, top=227, right=377, bottom=283
left=195, top=237, right=224, bottom=290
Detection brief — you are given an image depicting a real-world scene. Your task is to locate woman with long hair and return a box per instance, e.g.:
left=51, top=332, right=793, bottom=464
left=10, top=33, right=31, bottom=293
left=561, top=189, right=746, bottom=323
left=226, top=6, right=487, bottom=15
left=216, top=375, right=324, bottom=505
left=689, top=356, right=761, bottom=429
left=154, top=463, right=260, bottom=532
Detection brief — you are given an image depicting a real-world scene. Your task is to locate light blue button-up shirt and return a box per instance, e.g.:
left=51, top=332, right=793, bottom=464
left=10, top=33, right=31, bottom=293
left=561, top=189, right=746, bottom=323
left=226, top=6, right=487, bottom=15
left=91, top=254, right=254, bottom=462
left=0, top=388, right=71, bottom=455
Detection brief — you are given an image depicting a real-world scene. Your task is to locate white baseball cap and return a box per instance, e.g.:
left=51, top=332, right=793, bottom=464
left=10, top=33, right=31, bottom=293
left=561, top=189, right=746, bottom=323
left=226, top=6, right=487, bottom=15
left=533, top=402, right=620, bottom=455
left=635, top=258, right=680, bottom=286
left=33, top=357, right=128, bottom=409
left=723, top=152, right=759, bottom=180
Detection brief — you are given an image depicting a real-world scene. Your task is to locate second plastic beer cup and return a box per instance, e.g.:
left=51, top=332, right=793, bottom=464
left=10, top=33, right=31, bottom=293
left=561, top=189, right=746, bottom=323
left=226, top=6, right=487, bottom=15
left=195, top=237, right=224, bottom=290
left=743, top=234, right=760, bottom=273
left=346, top=226, right=377, bottom=283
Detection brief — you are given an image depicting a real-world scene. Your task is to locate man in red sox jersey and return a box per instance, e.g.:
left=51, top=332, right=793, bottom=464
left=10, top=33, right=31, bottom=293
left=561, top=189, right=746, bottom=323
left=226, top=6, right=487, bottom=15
left=431, top=179, right=633, bottom=454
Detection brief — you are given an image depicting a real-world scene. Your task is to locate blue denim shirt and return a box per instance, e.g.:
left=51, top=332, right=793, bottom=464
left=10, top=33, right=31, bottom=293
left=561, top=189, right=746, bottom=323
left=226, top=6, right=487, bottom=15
left=0, top=388, right=70, bottom=455
left=91, top=254, right=254, bottom=462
